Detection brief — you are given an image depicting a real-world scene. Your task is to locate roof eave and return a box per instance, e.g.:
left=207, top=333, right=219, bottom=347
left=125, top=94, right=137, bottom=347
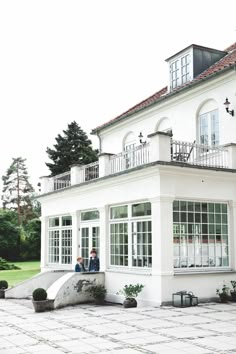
left=91, top=65, right=235, bottom=135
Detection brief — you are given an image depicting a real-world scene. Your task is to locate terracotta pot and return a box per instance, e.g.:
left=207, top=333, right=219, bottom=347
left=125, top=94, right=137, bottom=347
left=123, top=298, right=137, bottom=308
left=231, top=291, right=236, bottom=302
left=0, top=289, right=5, bottom=299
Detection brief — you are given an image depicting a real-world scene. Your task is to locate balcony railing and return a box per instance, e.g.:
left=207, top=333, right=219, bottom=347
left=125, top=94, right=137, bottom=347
left=171, top=140, right=228, bottom=168
left=81, top=161, right=99, bottom=182
left=109, top=143, right=150, bottom=174
left=40, top=135, right=234, bottom=194
left=53, top=171, right=71, bottom=191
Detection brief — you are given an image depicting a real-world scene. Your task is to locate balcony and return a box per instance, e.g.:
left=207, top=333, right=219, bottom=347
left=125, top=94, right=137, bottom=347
left=40, top=132, right=235, bottom=194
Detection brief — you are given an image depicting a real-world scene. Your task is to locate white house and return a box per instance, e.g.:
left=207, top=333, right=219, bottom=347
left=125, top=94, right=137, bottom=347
left=38, top=42, right=236, bottom=306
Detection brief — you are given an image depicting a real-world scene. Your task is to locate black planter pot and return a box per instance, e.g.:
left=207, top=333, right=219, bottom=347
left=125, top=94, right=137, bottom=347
left=123, top=298, right=137, bottom=308
left=0, top=289, right=5, bottom=299
left=94, top=297, right=105, bottom=305
left=231, top=291, right=236, bottom=302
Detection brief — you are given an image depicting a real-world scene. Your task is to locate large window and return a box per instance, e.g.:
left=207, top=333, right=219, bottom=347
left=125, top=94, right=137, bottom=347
left=199, top=110, right=219, bottom=146
left=48, top=216, right=72, bottom=265
left=110, top=202, right=152, bottom=269
left=173, top=201, right=229, bottom=269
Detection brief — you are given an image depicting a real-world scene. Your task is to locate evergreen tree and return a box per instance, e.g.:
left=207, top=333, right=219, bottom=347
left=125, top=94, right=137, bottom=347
left=46, top=121, right=98, bottom=176
left=2, top=157, right=35, bottom=224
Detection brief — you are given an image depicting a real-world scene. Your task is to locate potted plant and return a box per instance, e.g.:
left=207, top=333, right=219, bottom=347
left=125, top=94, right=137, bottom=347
left=216, top=283, right=229, bottom=303
left=230, top=281, right=236, bottom=302
left=86, top=284, right=107, bottom=305
left=118, top=283, right=144, bottom=308
left=32, top=288, right=51, bottom=312
left=0, top=280, right=8, bottom=299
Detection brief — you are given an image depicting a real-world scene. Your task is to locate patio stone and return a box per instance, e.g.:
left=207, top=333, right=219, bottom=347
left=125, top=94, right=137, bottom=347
left=2, top=299, right=236, bottom=353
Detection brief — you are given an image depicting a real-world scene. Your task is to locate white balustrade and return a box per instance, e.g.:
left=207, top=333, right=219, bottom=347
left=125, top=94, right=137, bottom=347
left=53, top=171, right=71, bottom=191
left=171, top=140, right=228, bottom=168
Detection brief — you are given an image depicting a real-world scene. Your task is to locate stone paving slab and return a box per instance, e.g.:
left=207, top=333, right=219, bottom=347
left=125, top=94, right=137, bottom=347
left=1, top=299, right=236, bottom=353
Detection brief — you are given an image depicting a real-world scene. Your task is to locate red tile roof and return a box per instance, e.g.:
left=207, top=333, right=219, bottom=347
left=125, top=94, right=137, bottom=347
left=92, top=43, right=236, bottom=134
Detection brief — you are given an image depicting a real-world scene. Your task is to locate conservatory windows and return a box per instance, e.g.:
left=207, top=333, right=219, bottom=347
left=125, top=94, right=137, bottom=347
left=48, top=215, right=72, bottom=265
left=109, top=202, right=152, bottom=268
left=173, top=201, right=229, bottom=270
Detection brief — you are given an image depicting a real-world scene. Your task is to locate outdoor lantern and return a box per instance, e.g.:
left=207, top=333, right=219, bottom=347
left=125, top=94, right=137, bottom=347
left=138, top=132, right=146, bottom=145
left=224, top=98, right=234, bottom=116
left=172, top=290, right=198, bottom=307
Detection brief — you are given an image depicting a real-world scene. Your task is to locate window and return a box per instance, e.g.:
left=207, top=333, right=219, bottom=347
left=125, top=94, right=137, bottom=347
left=173, top=201, right=229, bottom=269
left=110, top=202, right=152, bottom=268
left=170, top=54, right=190, bottom=90
left=110, top=223, right=128, bottom=266
left=48, top=215, right=72, bottom=265
left=124, top=132, right=136, bottom=169
left=132, top=221, right=152, bottom=267
left=199, top=110, right=219, bottom=146
left=110, top=205, right=128, bottom=219
left=81, top=210, right=100, bottom=221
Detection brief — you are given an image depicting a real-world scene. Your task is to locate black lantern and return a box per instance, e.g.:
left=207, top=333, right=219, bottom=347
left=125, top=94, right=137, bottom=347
left=138, top=132, right=146, bottom=145
left=224, top=98, right=234, bottom=116
left=172, top=290, right=198, bottom=307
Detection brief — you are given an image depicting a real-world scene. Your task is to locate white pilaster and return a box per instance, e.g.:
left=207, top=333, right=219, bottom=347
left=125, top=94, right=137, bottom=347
left=147, top=131, right=172, bottom=162
left=40, top=176, right=53, bottom=194
left=229, top=201, right=236, bottom=270
left=150, top=196, right=174, bottom=276
left=98, top=153, right=113, bottom=177
left=40, top=216, right=48, bottom=271
left=70, top=165, right=83, bottom=185
left=71, top=211, right=80, bottom=270
left=224, top=143, right=236, bottom=169
left=98, top=205, right=109, bottom=271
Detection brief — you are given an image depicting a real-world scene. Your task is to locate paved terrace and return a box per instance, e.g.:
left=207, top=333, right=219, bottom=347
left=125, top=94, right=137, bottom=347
left=1, top=300, right=236, bottom=354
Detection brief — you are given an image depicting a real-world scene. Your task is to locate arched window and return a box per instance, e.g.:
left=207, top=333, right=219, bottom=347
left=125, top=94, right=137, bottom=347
left=123, top=132, right=136, bottom=169
left=198, top=100, right=219, bottom=146
left=156, top=118, right=172, bottom=135
left=123, top=132, right=136, bottom=151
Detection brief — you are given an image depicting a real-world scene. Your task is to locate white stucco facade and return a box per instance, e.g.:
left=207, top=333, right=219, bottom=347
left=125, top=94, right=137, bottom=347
left=39, top=44, right=236, bottom=306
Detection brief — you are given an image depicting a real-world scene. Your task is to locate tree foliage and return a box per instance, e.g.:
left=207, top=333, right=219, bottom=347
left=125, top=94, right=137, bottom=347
left=2, top=157, right=35, bottom=224
left=0, top=209, right=20, bottom=260
left=46, top=121, right=98, bottom=176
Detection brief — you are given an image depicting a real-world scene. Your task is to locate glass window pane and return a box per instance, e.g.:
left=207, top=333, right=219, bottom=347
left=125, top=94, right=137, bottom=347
left=81, top=210, right=100, bottom=221
left=132, top=202, right=151, bottom=217
left=110, top=205, right=128, bottom=219
left=49, top=217, right=59, bottom=228
left=62, top=216, right=72, bottom=226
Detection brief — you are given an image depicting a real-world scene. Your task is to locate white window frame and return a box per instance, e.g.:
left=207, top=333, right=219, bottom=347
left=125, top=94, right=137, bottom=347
left=169, top=51, right=191, bottom=90
left=198, top=109, right=219, bottom=146
left=109, top=202, right=152, bottom=269
left=48, top=215, right=72, bottom=265
left=173, top=200, right=230, bottom=273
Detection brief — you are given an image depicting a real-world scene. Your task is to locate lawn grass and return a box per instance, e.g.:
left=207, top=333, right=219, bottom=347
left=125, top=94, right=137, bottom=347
left=0, top=261, right=40, bottom=287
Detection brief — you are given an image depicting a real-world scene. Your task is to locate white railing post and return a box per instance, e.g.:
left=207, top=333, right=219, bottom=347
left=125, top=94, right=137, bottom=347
left=70, top=164, right=83, bottom=185
left=224, top=143, right=236, bottom=169
left=99, top=153, right=113, bottom=177
left=147, top=131, right=172, bottom=162
left=40, top=176, right=54, bottom=194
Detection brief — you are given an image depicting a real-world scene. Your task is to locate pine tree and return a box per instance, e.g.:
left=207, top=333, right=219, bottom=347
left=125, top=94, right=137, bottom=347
left=46, top=121, right=98, bottom=176
left=2, top=157, right=35, bottom=225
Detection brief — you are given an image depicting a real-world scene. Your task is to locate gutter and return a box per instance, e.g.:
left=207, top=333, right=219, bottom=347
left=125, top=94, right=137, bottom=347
left=91, top=65, right=235, bottom=135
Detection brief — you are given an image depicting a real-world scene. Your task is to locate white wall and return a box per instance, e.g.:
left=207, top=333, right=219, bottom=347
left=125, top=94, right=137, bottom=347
left=40, top=163, right=236, bottom=305
left=99, top=71, right=236, bottom=154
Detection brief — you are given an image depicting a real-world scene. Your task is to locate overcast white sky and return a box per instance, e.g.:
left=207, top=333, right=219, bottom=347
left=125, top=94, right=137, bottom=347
left=0, top=0, right=236, bottom=195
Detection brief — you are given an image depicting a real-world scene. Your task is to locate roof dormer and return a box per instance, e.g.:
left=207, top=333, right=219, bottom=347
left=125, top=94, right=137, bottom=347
left=166, top=44, right=226, bottom=91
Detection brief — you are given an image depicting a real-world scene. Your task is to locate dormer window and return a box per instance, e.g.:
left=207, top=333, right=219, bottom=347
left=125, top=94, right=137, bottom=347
left=170, top=53, right=191, bottom=90
left=166, top=44, right=226, bottom=91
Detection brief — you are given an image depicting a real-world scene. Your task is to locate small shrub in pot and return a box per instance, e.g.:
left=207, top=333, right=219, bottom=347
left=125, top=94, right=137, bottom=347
left=32, top=288, right=49, bottom=312
left=216, top=283, right=229, bottom=303
left=117, top=284, right=144, bottom=308
left=230, top=281, right=236, bottom=302
left=0, top=280, right=8, bottom=299
left=86, top=284, right=107, bottom=305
